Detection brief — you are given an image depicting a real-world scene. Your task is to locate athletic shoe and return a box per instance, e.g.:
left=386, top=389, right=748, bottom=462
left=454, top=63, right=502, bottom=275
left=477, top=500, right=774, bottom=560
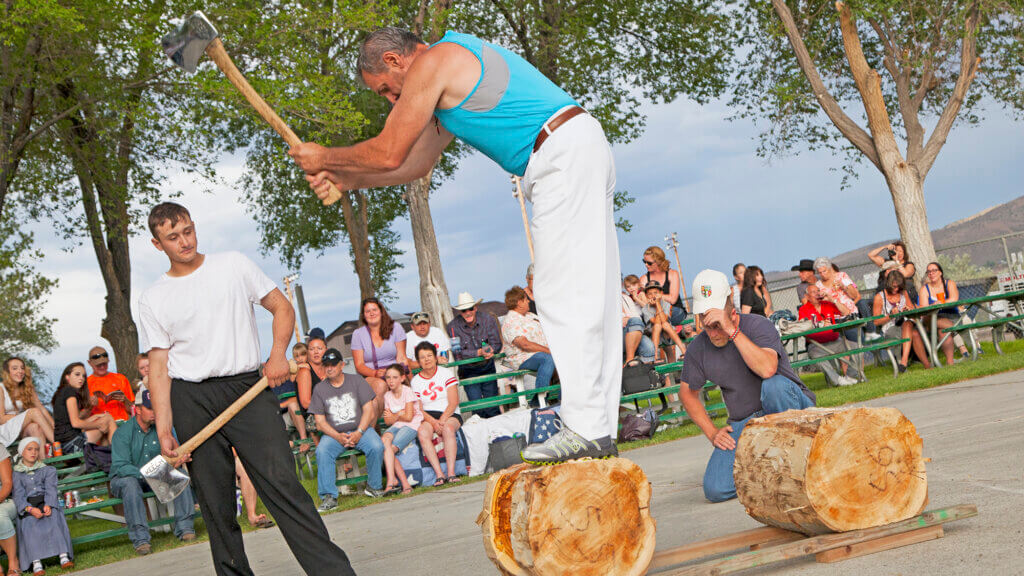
left=317, top=495, right=338, bottom=512
left=180, top=532, right=197, bottom=542
left=134, top=542, right=152, bottom=556
left=898, top=363, right=908, bottom=374
left=363, top=487, right=386, bottom=498
left=835, top=375, right=857, bottom=386
left=520, top=428, right=618, bottom=465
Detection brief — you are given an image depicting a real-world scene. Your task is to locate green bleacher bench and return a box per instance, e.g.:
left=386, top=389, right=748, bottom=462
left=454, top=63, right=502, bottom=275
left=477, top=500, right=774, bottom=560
left=943, top=313, right=1024, bottom=333
left=791, top=338, right=910, bottom=368
left=44, top=452, right=84, bottom=466
left=459, top=369, right=535, bottom=387
left=71, top=510, right=203, bottom=547
left=458, top=384, right=560, bottom=412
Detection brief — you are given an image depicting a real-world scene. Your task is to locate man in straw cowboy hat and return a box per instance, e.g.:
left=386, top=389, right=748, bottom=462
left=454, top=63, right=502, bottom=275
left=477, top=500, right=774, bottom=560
left=447, top=292, right=503, bottom=418
left=290, top=28, right=621, bottom=463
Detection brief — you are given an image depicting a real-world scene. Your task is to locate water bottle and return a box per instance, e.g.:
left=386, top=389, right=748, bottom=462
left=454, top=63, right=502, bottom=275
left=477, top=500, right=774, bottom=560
left=450, top=336, right=462, bottom=357
left=481, top=339, right=493, bottom=355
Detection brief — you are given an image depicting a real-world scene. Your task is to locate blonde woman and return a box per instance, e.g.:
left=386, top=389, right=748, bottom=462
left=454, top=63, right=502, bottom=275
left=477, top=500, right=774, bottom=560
left=1, top=358, right=54, bottom=446
left=640, top=246, right=687, bottom=324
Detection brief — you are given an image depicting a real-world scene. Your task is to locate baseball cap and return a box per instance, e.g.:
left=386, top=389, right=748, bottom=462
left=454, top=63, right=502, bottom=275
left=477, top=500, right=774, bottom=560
left=691, top=269, right=730, bottom=315
left=138, top=389, right=152, bottom=409
left=411, top=311, right=430, bottom=324
left=644, top=280, right=663, bottom=292
left=322, top=348, right=343, bottom=366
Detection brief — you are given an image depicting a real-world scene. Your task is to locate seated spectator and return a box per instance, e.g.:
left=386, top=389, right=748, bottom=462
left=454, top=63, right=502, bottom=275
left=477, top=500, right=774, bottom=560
left=50, top=363, right=116, bottom=456
left=234, top=453, right=274, bottom=529
left=110, top=391, right=195, bottom=556
left=410, top=343, right=462, bottom=486
left=873, top=272, right=930, bottom=372
left=525, top=263, right=537, bottom=314
left=621, top=275, right=656, bottom=365
left=134, top=353, right=149, bottom=394
left=350, top=298, right=408, bottom=415
left=869, top=240, right=917, bottom=291
left=85, top=347, right=134, bottom=423
left=1, top=358, right=54, bottom=446
left=814, top=257, right=861, bottom=340
left=311, top=348, right=385, bottom=511
left=730, top=263, right=746, bottom=312
left=791, top=259, right=816, bottom=304
left=447, top=292, right=503, bottom=419
left=12, top=438, right=73, bottom=574
left=502, top=286, right=557, bottom=402
left=406, top=312, right=451, bottom=369
left=641, top=246, right=688, bottom=324
left=798, top=285, right=862, bottom=386
left=0, top=448, right=20, bottom=576
left=680, top=269, right=816, bottom=503
left=919, top=262, right=971, bottom=363
left=740, top=265, right=773, bottom=317
left=380, top=364, right=421, bottom=496
left=640, top=281, right=688, bottom=360
left=276, top=342, right=311, bottom=452
left=296, top=338, right=327, bottom=412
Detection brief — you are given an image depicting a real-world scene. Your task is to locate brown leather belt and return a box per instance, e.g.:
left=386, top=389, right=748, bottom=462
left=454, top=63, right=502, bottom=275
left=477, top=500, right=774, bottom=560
left=533, top=106, right=586, bottom=153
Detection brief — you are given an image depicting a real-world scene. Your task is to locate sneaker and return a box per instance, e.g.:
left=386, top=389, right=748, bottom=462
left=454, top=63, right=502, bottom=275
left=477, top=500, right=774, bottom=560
left=363, top=487, right=386, bottom=498
left=835, top=375, right=857, bottom=386
left=864, top=332, right=882, bottom=342
left=520, top=427, right=618, bottom=465
left=898, top=363, right=908, bottom=374
left=134, top=542, right=152, bottom=556
left=317, top=495, right=338, bottom=513
left=179, top=532, right=197, bottom=542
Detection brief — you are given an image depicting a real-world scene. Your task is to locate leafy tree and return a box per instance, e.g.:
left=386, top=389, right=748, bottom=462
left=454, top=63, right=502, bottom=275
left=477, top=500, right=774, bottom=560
left=0, top=216, right=57, bottom=362
left=731, top=0, right=1024, bottom=283
left=937, top=253, right=995, bottom=282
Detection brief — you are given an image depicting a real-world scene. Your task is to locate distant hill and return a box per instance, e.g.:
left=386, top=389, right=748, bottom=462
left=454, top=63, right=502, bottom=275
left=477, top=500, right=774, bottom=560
left=829, top=195, right=1024, bottom=269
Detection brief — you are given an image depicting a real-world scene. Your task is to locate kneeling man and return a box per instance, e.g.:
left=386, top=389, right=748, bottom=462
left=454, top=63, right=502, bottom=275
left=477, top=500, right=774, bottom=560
left=681, top=270, right=817, bottom=503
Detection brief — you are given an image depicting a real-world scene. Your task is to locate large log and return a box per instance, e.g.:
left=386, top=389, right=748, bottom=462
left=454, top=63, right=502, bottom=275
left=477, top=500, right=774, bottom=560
left=734, top=407, right=927, bottom=535
left=477, top=458, right=656, bottom=576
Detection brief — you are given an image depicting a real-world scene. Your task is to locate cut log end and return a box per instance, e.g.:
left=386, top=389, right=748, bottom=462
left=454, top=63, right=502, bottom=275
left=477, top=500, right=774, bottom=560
left=480, top=458, right=656, bottom=576
left=736, top=407, right=927, bottom=535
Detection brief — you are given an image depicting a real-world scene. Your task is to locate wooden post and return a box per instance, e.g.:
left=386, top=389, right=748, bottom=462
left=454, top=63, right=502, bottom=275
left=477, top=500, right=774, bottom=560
left=511, top=175, right=535, bottom=263
left=282, top=274, right=302, bottom=344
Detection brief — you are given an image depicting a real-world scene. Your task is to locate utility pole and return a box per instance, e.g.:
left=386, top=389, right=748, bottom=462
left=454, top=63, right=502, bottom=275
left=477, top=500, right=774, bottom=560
left=282, top=272, right=302, bottom=344
left=511, top=175, right=535, bottom=262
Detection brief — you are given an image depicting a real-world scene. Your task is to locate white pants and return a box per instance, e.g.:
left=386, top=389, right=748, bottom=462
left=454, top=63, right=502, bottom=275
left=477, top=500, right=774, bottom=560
left=523, top=110, right=621, bottom=440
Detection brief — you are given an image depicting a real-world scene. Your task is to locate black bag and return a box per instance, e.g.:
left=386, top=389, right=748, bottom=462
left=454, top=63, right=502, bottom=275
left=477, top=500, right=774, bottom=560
left=486, top=435, right=527, bottom=473
left=619, top=408, right=657, bottom=442
left=621, top=362, right=660, bottom=395
left=83, top=442, right=112, bottom=474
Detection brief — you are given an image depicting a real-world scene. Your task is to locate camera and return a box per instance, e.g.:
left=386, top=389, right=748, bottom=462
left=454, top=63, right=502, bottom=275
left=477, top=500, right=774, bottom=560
left=887, top=248, right=896, bottom=259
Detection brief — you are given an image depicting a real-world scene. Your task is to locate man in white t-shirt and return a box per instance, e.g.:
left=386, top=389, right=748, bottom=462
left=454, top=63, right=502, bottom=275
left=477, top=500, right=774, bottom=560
left=405, top=311, right=451, bottom=369
left=138, top=202, right=355, bottom=576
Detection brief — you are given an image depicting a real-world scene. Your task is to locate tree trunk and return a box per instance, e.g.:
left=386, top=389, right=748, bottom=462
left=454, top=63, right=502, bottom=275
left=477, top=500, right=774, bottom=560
left=404, top=172, right=453, bottom=329
left=886, top=167, right=936, bottom=285
left=478, top=459, right=656, bottom=576
left=337, top=190, right=374, bottom=301
left=734, top=407, right=927, bottom=536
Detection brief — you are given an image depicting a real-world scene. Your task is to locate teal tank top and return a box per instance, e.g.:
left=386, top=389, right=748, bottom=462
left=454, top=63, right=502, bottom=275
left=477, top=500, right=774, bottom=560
left=431, top=31, right=578, bottom=176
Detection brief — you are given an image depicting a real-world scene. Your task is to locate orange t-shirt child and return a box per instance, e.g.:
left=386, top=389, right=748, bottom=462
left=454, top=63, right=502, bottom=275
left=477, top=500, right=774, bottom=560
left=87, top=372, right=135, bottom=421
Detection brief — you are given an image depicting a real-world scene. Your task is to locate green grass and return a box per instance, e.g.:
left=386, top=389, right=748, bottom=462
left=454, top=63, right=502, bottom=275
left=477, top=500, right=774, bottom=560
left=34, top=338, right=1024, bottom=573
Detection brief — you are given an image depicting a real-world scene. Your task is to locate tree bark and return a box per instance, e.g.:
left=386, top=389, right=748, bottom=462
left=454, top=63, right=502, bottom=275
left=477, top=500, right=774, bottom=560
left=478, top=459, right=656, bottom=576
left=337, top=190, right=374, bottom=301
left=886, top=168, right=935, bottom=279
left=405, top=172, right=453, bottom=328
left=735, top=407, right=927, bottom=535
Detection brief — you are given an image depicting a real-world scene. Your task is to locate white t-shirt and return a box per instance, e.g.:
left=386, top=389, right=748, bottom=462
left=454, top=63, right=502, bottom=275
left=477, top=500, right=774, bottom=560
left=410, top=365, right=460, bottom=414
left=138, top=251, right=277, bottom=382
left=405, top=326, right=451, bottom=360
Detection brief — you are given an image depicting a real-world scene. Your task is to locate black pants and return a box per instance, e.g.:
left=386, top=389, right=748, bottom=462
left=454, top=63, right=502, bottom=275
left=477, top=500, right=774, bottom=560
left=458, top=361, right=500, bottom=418
left=171, top=372, right=355, bottom=576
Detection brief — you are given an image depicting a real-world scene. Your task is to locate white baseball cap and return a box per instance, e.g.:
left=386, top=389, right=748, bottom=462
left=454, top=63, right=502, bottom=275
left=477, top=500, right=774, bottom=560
left=691, top=269, right=731, bottom=315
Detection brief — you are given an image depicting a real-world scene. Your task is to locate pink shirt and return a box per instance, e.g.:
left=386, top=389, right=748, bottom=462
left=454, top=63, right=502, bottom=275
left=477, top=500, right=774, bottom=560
left=815, top=272, right=857, bottom=314
left=384, top=385, right=423, bottom=430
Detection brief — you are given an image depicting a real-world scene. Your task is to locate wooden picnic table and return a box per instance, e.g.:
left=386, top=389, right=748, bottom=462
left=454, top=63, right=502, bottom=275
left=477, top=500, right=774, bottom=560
left=891, top=288, right=1024, bottom=366
left=780, top=315, right=882, bottom=381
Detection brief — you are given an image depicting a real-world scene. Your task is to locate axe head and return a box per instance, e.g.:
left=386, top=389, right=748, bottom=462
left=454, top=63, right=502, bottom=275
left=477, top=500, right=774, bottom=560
left=161, top=11, right=219, bottom=73
left=140, top=454, right=191, bottom=503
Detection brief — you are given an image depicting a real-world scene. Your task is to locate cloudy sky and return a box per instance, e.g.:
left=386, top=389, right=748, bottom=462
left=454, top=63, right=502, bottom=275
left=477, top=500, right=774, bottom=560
left=27, top=95, right=1024, bottom=390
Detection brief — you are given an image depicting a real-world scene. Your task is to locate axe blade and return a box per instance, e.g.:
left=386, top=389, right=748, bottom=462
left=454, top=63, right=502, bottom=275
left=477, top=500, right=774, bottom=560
left=140, top=455, right=191, bottom=503
left=161, top=10, right=219, bottom=73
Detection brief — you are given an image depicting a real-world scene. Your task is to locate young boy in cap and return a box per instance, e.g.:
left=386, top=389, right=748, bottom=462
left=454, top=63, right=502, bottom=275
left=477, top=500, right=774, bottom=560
left=680, top=269, right=817, bottom=503
left=405, top=312, right=451, bottom=369
left=641, top=281, right=687, bottom=361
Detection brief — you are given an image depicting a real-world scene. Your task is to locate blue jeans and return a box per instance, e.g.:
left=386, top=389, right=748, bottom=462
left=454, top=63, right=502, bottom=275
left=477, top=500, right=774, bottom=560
left=702, top=375, right=816, bottom=503
left=317, top=429, right=384, bottom=496
left=519, top=352, right=556, bottom=389
left=623, top=317, right=656, bottom=363
left=110, top=475, right=195, bottom=547
left=460, top=363, right=500, bottom=418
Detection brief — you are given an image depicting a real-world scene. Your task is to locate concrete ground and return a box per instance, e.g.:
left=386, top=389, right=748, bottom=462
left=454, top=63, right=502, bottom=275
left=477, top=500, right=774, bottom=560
left=77, top=369, right=1024, bottom=576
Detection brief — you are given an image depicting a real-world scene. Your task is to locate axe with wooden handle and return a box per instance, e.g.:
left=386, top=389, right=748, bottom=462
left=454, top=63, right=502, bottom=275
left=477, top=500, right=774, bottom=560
left=161, top=11, right=341, bottom=206
left=140, top=361, right=298, bottom=503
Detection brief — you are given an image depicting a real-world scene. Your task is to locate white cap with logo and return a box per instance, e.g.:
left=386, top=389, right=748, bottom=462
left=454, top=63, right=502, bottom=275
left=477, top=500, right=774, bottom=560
left=691, top=269, right=731, bottom=315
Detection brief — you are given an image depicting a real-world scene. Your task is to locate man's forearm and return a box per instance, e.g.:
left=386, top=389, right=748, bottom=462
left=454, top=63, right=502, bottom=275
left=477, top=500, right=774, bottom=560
left=149, top=373, right=174, bottom=437
left=270, top=306, right=296, bottom=360
left=733, top=332, right=778, bottom=379
left=681, top=390, right=716, bottom=439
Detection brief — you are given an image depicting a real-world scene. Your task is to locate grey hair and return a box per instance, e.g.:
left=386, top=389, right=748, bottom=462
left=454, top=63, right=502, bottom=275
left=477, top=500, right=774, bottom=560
left=357, top=27, right=424, bottom=76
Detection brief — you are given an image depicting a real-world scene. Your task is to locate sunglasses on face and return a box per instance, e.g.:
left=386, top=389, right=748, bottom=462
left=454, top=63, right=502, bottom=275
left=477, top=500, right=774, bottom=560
left=461, top=307, right=476, bottom=313
left=90, top=352, right=109, bottom=361
left=643, top=260, right=654, bottom=266
left=927, top=269, right=940, bottom=273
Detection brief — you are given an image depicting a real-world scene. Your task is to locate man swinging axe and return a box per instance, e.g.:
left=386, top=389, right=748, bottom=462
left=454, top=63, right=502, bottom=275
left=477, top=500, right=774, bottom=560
left=139, top=202, right=356, bottom=576
left=290, top=28, right=621, bottom=464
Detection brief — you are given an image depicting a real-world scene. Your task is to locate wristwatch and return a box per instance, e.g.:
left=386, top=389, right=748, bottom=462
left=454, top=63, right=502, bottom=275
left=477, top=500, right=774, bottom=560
left=356, top=427, right=365, bottom=435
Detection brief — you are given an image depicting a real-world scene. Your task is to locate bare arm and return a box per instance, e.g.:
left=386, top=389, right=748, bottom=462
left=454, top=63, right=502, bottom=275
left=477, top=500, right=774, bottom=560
left=872, top=293, right=889, bottom=326
left=148, top=348, right=179, bottom=458
left=260, top=288, right=295, bottom=387
left=0, top=460, right=11, bottom=501
left=512, top=336, right=551, bottom=355
left=868, top=244, right=890, bottom=267
left=296, top=368, right=314, bottom=410
left=395, top=338, right=409, bottom=366
left=948, top=279, right=960, bottom=302
left=315, top=414, right=347, bottom=445
left=662, top=269, right=681, bottom=305
left=843, top=281, right=861, bottom=302
left=351, top=349, right=376, bottom=379
left=439, top=385, right=460, bottom=422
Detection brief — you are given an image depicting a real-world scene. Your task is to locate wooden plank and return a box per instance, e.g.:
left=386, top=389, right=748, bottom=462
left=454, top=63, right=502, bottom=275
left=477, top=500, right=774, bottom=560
left=815, top=525, right=943, bottom=563
left=658, top=504, right=976, bottom=575
left=747, top=533, right=806, bottom=551
left=649, top=527, right=798, bottom=571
